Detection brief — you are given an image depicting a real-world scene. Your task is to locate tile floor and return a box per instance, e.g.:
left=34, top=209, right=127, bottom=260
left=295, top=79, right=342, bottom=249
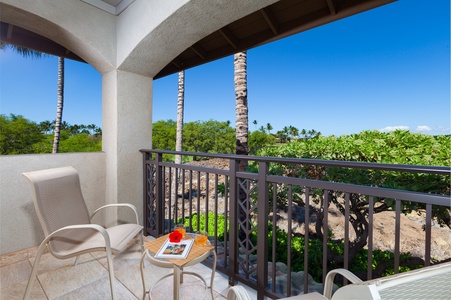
left=0, top=236, right=259, bottom=300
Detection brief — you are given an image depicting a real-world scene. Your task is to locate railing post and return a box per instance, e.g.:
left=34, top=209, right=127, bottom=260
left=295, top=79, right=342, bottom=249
left=256, top=161, right=269, bottom=300
left=142, top=151, right=149, bottom=235
left=155, top=153, right=165, bottom=236
left=228, top=159, right=239, bottom=286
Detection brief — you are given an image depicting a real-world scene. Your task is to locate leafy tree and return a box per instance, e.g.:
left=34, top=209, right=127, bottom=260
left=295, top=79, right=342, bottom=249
left=0, top=114, right=45, bottom=154
left=183, top=120, right=235, bottom=154
left=58, top=134, right=101, bottom=152
left=152, top=120, right=176, bottom=150
left=258, top=130, right=450, bottom=265
left=276, top=128, right=289, bottom=143
left=249, top=130, right=275, bottom=154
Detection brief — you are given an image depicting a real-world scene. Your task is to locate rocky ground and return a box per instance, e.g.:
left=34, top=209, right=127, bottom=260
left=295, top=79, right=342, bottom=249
left=182, top=158, right=451, bottom=262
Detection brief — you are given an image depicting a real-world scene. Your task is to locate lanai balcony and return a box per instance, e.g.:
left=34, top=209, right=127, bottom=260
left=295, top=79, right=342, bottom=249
left=0, top=0, right=449, bottom=299
left=1, top=150, right=449, bottom=299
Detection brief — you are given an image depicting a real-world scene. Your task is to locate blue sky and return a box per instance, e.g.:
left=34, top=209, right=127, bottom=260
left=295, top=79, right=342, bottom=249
left=1, top=0, right=449, bottom=137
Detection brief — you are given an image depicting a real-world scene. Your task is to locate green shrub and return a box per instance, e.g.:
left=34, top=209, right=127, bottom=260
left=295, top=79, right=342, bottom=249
left=179, top=212, right=229, bottom=241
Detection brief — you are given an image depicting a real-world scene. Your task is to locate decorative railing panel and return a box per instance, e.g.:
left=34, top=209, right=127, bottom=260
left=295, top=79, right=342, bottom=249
left=140, top=150, right=450, bottom=299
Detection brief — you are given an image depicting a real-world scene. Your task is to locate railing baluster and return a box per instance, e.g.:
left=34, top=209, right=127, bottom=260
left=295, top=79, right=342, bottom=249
left=271, top=182, right=277, bottom=294
left=304, top=187, right=310, bottom=294
left=168, top=166, right=172, bottom=229
left=322, top=190, right=329, bottom=284
left=425, top=203, right=432, bottom=266
left=287, top=184, right=292, bottom=297
left=368, top=196, right=374, bottom=280
left=197, top=170, right=201, bottom=230
left=205, top=171, right=209, bottom=234
left=189, top=170, right=193, bottom=231
left=228, top=159, right=238, bottom=286
left=342, top=192, right=350, bottom=285
left=141, top=150, right=450, bottom=297
left=214, top=174, right=219, bottom=254
left=394, top=199, right=401, bottom=273
left=224, top=174, right=229, bottom=269
left=182, top=169, right=186, bottom=222
left=256, top=161, right=269, bottom=300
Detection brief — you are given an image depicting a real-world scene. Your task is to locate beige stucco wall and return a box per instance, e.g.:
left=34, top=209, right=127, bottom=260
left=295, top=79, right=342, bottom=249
left=0, top=153, right=106, bottom=255
left=102, top=70, right=153, bottom=225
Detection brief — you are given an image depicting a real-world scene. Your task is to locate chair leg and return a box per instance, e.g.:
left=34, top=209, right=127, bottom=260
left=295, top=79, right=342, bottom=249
left=210, top=250, right=217, bottom=299
left=140, top=231, right=144, bottom=253
left=140, top=251, right=148, bottom=300
left=105, top=246, right=116, bottom=300
left=24, top=242, right=47, bottom=300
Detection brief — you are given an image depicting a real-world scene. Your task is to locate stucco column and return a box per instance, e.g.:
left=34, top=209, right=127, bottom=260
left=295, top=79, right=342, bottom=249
left=102, top=70, right=152, bottom=226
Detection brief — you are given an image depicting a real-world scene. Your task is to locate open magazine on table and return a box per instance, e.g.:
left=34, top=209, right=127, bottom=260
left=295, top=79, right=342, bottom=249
left=155, top=238, right=194, bottom=259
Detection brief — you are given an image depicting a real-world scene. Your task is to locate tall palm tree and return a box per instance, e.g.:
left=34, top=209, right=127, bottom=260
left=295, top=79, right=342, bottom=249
left=175, top=70, right=184, bottom=164
left=234, top=51, right=249, bottom=169
left=234, top=51, right=249, bottom=244
left=172, top=70, right=185, bottom=211
left=52, top=57, right=64, bottom=153
left=266, top=123, right=273, bottom=135
left=1, top=42, right=65, bottom=153
left=39, top=120, right=53, bottom=134
left=289, top=125, right=299, bottom=140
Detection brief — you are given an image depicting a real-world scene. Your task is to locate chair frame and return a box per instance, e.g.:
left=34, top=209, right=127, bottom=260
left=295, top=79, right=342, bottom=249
left=22, top=166, right=143, bottom=300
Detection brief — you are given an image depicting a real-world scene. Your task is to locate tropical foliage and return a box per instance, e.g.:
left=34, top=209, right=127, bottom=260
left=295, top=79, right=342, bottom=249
left=0, top=114, right=102, bottom=154
left=255, top=129, right=450, bottom=268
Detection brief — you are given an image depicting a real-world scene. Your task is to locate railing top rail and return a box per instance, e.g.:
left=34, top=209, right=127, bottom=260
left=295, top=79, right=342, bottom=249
left=140, top=149, right=450, bottom=175
left=268, top=174, right=450, bottom=206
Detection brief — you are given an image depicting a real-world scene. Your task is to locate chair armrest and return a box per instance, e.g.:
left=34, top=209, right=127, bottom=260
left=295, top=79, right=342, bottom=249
left=43, top=224, right=112, bottom=256
left=91, top=203, right=140, bottom=224
left=323, top=269, right=363, bottom=299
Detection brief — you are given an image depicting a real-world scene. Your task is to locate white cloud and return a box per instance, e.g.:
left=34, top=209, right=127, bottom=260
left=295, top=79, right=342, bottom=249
left=416, top=125, right=432, bottom=132
left=380, top=126, right=409, bottom=132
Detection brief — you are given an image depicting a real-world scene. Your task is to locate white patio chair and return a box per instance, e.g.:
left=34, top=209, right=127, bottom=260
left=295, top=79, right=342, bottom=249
left=323, top=262, right=451, bottom=299
left=22, top=166, right=143, bottom=300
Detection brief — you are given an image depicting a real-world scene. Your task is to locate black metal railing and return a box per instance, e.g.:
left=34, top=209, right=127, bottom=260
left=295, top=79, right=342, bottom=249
left=140, top=149, right=450, bottom=299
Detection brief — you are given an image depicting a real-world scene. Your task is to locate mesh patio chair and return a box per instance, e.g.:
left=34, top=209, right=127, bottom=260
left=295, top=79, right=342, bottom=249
left=323, top=262, right=451, bottom=300
left=22, top=166, right=143, bottom=300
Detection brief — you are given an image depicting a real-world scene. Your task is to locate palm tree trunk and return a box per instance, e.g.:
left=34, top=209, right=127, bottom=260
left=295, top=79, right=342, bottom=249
left=175, top=70, right=184, bottom=164
left=234, top=51, right=249, bottom=244
left=52, top=57, right=64, bottom=153
left=234, top=51, right=249, bottom=166
left=172, top=70, right=185, bottom=220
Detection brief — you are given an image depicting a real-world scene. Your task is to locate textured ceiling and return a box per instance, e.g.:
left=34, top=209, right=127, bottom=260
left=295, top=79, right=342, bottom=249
left=80, top=0, right=135, bottom=15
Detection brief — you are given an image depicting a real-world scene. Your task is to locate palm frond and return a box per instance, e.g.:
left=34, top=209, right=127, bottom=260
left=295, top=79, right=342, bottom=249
left=0, top=42, right=48, bottom=59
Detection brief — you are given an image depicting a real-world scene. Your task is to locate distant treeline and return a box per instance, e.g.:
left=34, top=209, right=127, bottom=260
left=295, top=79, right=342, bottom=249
left=0, top=114, right=102, bottom=154
left=2, top=115, right=450, bottom=167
